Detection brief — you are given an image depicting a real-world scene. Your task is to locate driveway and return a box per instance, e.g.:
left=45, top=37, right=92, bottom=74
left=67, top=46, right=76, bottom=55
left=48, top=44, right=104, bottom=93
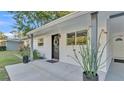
left=5, top=60, right=105, bottom=81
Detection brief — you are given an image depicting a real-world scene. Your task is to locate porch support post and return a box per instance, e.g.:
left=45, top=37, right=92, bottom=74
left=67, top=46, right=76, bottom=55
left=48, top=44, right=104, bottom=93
left=30, top=34, right=34, bottom=61
left=91, top=12, right=98, bottom=71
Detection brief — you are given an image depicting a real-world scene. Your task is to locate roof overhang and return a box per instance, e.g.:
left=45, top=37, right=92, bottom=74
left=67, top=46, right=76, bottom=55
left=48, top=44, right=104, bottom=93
left=27, top=11, right=93, bottom=36
left=6, top=39, right=23, bottom=42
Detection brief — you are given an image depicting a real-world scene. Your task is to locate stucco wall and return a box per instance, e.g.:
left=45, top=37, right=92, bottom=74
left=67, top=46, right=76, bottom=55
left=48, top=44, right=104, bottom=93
left=97, top=11, right=123, bottom=72
left=33, top=13, right=91, bottom=66
left=31, top=11, right=124, bottom=74
left=110, top=16, right=124, bottom=59
left=33, top=35, right=51, bottom=59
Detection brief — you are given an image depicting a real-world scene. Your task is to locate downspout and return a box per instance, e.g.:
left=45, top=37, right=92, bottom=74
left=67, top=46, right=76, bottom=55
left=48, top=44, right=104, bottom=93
left=91, top=12, right=98, bottom=72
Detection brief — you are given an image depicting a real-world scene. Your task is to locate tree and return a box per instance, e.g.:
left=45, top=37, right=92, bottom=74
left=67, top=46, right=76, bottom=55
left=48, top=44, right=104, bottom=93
left=0, top=32, right=7, bottom=39
left=9, top=11, right=71, bottom=36
left=10, top=30, right=22, bottom=39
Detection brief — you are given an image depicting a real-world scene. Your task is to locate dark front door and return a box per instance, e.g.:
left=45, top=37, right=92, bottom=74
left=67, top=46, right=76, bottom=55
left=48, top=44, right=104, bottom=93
left=52, top=34, right=59, bottom=59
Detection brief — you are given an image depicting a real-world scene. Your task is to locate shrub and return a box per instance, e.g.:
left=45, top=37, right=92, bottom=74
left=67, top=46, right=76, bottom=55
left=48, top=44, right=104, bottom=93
left=33, top=49, right=41, bottom=60
left=0, top=46, right=6, bottom=51
left=19, top=45, right=30, bottom=57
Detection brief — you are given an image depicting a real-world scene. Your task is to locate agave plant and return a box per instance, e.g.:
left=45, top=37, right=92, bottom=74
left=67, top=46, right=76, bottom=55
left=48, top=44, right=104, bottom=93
left=69, top=30, right=109, bottom=79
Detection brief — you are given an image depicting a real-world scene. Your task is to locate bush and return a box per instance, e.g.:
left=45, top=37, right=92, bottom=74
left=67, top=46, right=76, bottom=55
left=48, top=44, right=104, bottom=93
left=0, top=46, right=6, bottom=51
left=33, top=49, right=41, bottom=60
left=19, top=45, right=30, bottom=57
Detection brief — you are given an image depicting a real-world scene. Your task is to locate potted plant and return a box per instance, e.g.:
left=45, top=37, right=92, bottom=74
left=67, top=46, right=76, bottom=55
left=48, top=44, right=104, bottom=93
left=20, top=45, right=30, bottom=63
left=70, top=31, right=108, bottom=81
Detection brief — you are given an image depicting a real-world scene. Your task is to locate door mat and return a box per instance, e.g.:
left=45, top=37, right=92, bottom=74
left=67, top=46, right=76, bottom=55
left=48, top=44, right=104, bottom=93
left=114, top=59, right=124, bottom=63
left=46, top=60, right=58, bottom=63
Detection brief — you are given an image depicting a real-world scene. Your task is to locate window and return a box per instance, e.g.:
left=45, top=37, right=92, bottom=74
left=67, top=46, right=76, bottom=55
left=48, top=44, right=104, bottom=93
left=76, top=30, right=87, bottom=45
left=38, top=38, right=44, bottom=46
left=67, top=32, right=75, bottom=45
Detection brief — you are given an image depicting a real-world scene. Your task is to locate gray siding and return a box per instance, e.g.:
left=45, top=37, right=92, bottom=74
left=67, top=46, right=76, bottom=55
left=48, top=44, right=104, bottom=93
left=6, top=41, right=20, bottom=51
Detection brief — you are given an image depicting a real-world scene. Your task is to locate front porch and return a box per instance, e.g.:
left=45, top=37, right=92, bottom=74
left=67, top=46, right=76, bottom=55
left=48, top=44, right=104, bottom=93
left=105, top=61, right=124, bottom=81
left=5, top=60, right=105, bottom=81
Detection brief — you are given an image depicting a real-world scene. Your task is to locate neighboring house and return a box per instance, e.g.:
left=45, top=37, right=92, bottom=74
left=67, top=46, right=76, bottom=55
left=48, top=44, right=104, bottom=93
left=5, top=39, right=23, bottom=51
left=27, top=11, right=124, bottom=79
left=0, top=39, right=6, bottom=46
left=0, top=31, right=23, bottom=51
left=0, top=34, right=7, bottom=46
left=0, top=38, right=22, bottom=51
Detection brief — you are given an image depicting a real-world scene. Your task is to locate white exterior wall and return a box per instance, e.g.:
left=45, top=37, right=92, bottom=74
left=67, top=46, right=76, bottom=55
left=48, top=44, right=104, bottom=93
left=32, top=13, right=91, bottom=66
left=33, top=35, right=52, bottom=59
left=31, top=11, right=124, bottom=74
left=97, top=11, right=123, bottom=72
left=109, top=16, right=124, bottom=59
left=59, top=14, right=91, bottom=66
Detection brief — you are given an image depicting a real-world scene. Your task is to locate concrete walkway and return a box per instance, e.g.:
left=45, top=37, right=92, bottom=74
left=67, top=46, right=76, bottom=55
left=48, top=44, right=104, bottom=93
left=105, top=62, right=124, bottom=81
left=5, top=60, right=105, bottom=81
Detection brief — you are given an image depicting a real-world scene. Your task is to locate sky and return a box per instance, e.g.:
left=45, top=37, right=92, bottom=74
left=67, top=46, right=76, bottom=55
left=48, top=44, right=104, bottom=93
left=0, top=11, right=15, bottom=37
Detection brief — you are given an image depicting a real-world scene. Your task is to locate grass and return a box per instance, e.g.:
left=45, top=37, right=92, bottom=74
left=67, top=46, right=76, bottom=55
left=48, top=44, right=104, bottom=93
left=0, top=51, right=22, bottom=81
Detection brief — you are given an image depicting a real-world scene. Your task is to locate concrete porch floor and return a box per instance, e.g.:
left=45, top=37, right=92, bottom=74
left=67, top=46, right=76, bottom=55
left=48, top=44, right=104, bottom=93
left=5, top=60, right=105, bottom=81
left=105, top=62, right=124, bottom=81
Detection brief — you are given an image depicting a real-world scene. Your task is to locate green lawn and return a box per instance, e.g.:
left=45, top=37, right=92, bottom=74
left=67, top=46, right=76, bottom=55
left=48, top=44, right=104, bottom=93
left=0, top=51, right=22, bottom=81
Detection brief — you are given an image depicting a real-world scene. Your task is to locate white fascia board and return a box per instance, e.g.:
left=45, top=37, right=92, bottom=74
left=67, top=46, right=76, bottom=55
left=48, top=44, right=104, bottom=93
left=27, top=11, right=93, bottom=35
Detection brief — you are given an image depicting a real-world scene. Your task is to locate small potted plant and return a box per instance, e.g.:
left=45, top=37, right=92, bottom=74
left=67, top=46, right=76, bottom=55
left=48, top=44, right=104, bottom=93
left=20, top=45, right=30, bottom=63
left=70, top=31, right=107, bottom=81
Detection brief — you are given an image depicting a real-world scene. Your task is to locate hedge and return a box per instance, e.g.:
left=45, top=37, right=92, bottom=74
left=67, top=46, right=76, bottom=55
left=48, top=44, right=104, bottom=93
left=0, top=46, right=6, bottom=51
